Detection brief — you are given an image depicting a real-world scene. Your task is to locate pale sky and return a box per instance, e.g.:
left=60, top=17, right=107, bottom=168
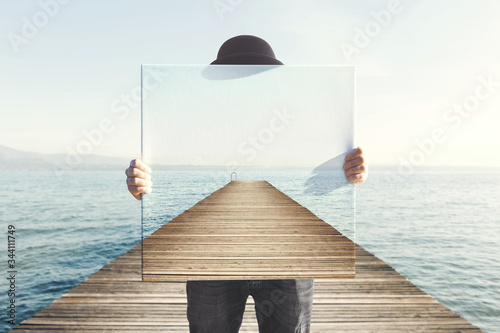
left=1, top=0, right=499, bottom=167
left=142, top=65, right=354, bottom=168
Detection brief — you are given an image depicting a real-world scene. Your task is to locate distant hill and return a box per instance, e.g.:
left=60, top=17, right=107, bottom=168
left=0, top=144, right=130, bottom=170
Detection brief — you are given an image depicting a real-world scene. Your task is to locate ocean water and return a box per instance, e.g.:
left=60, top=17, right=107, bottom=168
left=1, top=169, right=499, bottom=332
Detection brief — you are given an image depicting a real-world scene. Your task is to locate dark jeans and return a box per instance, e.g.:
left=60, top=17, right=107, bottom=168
left=186, top=279, right=314, bottom=333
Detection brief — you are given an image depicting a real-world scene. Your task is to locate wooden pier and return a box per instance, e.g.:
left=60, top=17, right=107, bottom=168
left=10, top=180, right=484, bottom=332
left=143, top=180, right=354, bottom=281
left=11, top=243, right=483, bottom=332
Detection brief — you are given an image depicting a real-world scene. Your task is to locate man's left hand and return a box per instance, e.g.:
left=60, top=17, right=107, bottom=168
left=344, top=147, right=368, bottom=186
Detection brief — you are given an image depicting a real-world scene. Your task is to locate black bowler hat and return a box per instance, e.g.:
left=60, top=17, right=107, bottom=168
left=210, top=35, right=284, bottom=65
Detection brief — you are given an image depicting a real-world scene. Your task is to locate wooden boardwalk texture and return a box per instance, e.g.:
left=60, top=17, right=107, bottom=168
left=143, top=180, right=355, bottom=281
left=11, top=180, right=484, bottom=332
left=11, top=243, right=483, bottom=332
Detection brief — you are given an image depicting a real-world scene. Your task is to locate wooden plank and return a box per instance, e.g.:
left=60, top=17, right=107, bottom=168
left=10, top=243, right=484, bottom=332
left=142, top=180, right=355, bottom=281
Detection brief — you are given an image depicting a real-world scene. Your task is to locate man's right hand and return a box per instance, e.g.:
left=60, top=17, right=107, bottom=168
left=125, top=159, right=152, bottom=200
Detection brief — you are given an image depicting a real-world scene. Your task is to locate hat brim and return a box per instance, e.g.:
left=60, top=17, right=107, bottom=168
left=210, top=53, right=283, bottom=65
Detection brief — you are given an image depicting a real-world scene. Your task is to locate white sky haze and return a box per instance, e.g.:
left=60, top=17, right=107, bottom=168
left=1, top=0, right=499, bottom=167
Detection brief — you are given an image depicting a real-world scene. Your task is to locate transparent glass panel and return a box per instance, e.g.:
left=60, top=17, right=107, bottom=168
left=141, top=65, right=355, bottom=281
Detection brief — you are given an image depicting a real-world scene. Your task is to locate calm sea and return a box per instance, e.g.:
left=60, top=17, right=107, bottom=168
left=1, top=168, right=499, bottom=332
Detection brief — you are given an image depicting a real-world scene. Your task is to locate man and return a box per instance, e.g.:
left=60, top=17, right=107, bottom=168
left=126, top=35, right=368, bottom=333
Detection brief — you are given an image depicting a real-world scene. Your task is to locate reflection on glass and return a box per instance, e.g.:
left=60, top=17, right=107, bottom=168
left=141, top=65, right=355, bottom=280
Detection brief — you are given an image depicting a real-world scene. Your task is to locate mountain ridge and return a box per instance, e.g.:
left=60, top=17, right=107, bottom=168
left=0, top=144, right=130, bottom=170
